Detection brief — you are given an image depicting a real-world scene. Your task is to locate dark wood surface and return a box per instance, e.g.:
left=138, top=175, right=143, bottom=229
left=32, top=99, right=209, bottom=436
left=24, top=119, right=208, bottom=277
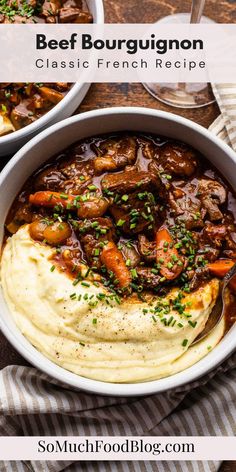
left=0, top=2, right=235, bottom=468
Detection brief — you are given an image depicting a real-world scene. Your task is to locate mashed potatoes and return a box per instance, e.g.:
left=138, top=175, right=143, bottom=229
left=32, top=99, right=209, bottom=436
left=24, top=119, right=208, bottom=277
left=1, top=225, right=225, bottom=383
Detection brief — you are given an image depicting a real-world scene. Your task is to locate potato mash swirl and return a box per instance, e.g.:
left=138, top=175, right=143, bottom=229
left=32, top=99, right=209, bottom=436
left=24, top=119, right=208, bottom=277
left=1, top=226, right=225, bottom=383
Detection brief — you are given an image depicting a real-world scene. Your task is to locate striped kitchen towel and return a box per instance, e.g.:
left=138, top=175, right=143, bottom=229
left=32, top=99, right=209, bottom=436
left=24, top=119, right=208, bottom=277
left=1, top=84, right=236, bottom=472
left=210, top=84, right=236, bottom=150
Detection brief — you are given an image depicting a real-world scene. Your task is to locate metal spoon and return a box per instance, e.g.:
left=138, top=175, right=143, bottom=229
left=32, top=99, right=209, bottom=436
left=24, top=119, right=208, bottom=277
left=191, top=262, right=236, bottom=345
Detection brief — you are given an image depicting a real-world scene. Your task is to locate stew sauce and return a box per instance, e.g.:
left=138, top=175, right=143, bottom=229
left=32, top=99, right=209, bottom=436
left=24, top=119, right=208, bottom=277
left=5, top=133, right=236, bottom=330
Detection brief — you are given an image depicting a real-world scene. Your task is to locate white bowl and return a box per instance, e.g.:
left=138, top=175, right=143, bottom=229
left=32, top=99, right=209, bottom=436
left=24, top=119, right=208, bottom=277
left=0, top=0, right=104, bottom=157
left=0, top=107, right=236, bottom=396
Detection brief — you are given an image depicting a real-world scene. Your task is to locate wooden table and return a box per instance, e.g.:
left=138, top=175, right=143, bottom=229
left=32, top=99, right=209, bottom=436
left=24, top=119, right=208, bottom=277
left=0, top=1, right=235, bottom=469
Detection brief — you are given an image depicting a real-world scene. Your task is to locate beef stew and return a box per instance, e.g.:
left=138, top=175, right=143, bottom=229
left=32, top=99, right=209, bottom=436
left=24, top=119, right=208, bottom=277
left=5, top=132, right=236, bottom=330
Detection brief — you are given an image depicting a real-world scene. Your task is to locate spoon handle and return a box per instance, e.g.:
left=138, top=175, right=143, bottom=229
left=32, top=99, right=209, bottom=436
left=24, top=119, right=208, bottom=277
left=191, top=262, right=236, bottom=346
left=190, top=0, right=206, bottom=24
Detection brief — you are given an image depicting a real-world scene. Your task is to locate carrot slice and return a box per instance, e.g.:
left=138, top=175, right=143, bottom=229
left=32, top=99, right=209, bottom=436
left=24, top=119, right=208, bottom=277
left=208, top=259, right=236, bottom=293
left=100, top=241, right=131, bottom=289
left=156, top=226, right=184, bottom=280
left=208, top=260, right=235, bottom=278
left=29, top=191, right=76, bottom=209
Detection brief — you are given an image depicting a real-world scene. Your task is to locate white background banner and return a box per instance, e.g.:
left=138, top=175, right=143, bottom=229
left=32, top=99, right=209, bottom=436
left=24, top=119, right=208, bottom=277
left=0, top=436, right=235, bottom=460
left=0, top=24, right=236, bottom=82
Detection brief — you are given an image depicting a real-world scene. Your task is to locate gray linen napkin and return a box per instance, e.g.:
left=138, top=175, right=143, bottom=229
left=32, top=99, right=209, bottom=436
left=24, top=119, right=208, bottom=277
left=1, top=85, right=236, bottom=472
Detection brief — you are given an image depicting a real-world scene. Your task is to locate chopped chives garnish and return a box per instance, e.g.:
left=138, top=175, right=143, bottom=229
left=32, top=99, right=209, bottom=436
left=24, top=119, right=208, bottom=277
left=117, top=219, right=125, bottom=227
left=188, top=320, right=197, bottom=328
left=131, top=268, right=138, bottom=278
left=81, top=282, right=90, bottom=287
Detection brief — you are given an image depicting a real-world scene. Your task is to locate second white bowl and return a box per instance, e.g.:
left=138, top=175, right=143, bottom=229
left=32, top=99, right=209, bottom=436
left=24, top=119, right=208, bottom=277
left=0, top=0, right=104, bottom=157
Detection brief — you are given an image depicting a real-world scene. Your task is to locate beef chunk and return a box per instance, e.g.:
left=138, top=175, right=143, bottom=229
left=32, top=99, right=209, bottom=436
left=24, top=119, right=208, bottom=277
left=74, top=10, right=93, bottom=23
left=201, top=223, right=227, bottom=247
left=223, top=249, right=236, bottom=259
left=34, top=160, right=93, bottom=194
left=60, top=177, right=92, bottom=195
left=189, top=267, right=210, bottom=291
left=110, top=191, right=158, bottom=235
left=6, top=203, right=33, bottom=234
left=138, top=234, right=156, bottom=262
left=57, top=157, right=94, bottom=194
left=195, top=223, right=227, bottom=263
left=198, top=178, right=227, bottom=221
left=59, top=156, right=92, bottom=180
left=59, top=7, right=80, bottom=22
left=196, top=246, right=219, bottom=263
left=226, top=231, right=236, bottom=251
left=61, top=246, right=84, bottom=274
left=34, top=167, right=66, bottom=191
left=76, top=217, right=115, bottom=269
left=41, top=0, right=60, bottom=17
left=101, top=170, right=161, bottom=195
left=136, top=267, right=160, bottom=290
left=119, top=241, right=141, bottom=268
left=158, top=142, right=198, bottom=177
left=45, top=15, right=56, bottom=23
left=169, top=182, right=204, bottom=229
left=223, top=224, right=236, bottom=258
left=10, top=106, right=36, bottom=130
left=59, top=7, right=92, bottom=22
left=94, top=137, right=137, bottom=174
left=140, top=138, right=157, bottom=160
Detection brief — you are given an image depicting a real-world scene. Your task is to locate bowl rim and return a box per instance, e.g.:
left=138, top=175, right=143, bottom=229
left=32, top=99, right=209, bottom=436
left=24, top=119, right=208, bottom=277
left=1, top=106, right=236, bottom=396
left=0, top=0, right=104, bottom=147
